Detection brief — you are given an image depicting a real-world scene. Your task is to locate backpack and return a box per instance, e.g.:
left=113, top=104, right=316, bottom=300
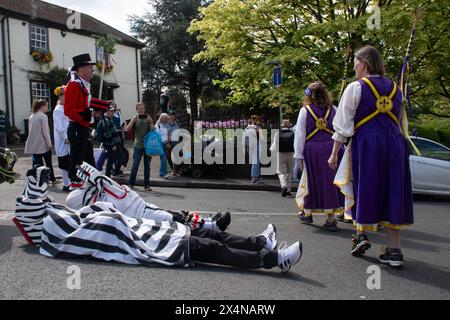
left=144, top=130, right=164, bottom=156
left=279, top=129, right=295, bottom=152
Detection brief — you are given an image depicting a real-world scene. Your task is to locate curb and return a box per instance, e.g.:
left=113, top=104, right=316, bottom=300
left=114, top=176, right=299, bottom=192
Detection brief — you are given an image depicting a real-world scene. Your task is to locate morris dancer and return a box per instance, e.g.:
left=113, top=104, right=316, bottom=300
left=13, top=166, right=303, bottom=273
left=295, top=82, right=344, bottom=231
left=329, top=45, right=414, bottom=268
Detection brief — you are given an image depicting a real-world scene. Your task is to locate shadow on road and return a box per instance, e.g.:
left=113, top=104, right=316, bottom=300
left=356, top=255, right=450, bottom=292
left=191, top=263, right=326, bottom=287
left=306, top=223, right=449, bottom=253
left=0, top=224, right=20, bottom=256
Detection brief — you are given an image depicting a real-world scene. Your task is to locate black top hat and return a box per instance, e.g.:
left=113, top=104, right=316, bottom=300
left=71, top=53, right=96, bottom=71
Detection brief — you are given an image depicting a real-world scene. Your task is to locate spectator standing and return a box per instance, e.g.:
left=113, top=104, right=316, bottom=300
left=244, top=115, right=265, bottom=184
left=167, top=111, right=181, bottom=176
left=156, top=113, right=170, bottom=179
left=96, top=105, right=122, bottom=177
left=24, top=100, right=58, bottom=185
left=110, top=101, right=126, bottom=176
left=126, top=103, right=153, bottom=191
left=271, top=118, right=295, bottom=197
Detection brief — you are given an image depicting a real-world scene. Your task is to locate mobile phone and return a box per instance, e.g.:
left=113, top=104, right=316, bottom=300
left=139, top=114, right=148, bottom=119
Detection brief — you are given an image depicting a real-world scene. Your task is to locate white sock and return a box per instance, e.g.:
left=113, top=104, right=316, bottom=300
left=202, top=221, right=218, bottom=230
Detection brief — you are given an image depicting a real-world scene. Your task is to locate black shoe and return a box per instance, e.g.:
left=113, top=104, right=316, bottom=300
left=379, top=248, right=404, bottom=268
left=212, top=211, right=231, bottom=232
left=281, top=187, right=288, bottom=197
left=336, top=213, right=345, bottom=222
left=351, top=234, right=371, bottom=256
left=285, top=192, right=293, bottom=198
left=323, top=220, right=339, bottom=232
left=298, top=212, right=313, bottom=224
left=114, top=170, right=124, bottom=176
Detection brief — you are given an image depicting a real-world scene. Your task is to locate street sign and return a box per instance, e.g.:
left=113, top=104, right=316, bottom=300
left=273, top=66, right=282, bottom=88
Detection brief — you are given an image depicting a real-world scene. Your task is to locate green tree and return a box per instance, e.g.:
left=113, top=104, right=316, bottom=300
left=189, top=0, right=449, bottom=120
left=129, top=0, right=221, bottom=120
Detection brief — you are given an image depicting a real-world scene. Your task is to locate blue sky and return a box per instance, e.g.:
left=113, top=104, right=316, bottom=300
left=42, top=0, right=152, bottom=35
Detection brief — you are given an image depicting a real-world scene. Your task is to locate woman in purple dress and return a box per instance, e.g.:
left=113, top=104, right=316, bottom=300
left=329, top=45, right=414, bottom=268
left=295, top=82, right=344, bottom=232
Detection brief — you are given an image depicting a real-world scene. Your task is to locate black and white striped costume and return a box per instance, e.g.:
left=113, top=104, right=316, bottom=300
left=15, top=167, right=190, bottom=266
left=66, top=162, right=211, bottom=229
left=14, top=166, right=290, bottom=271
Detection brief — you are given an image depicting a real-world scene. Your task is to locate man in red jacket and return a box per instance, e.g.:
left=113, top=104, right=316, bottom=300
left=65, top=53, right=96, bottom=187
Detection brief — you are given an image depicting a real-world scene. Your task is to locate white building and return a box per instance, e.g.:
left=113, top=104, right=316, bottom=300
left=0, top=0, right=144, bottom=135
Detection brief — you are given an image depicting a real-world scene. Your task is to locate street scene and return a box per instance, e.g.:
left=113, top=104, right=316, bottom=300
left=0, top=0, right=449, bottom=303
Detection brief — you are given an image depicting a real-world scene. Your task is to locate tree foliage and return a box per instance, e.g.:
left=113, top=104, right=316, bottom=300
left=129, top=0, right=222, bottom=119
left=189, top=0, right=449, bottom=120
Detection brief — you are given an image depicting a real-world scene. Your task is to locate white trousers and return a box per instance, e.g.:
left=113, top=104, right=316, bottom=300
left=277, top=152, right=294, bottom=192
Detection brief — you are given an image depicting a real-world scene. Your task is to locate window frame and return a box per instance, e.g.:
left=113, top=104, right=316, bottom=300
left=29, top=23, right=49, bottom=53
left=30, top=80, right=52, bottom=111
left=411, top=138, right=450, bottom=162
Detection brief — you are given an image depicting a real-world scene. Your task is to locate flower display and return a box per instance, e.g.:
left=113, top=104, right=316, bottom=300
left=31, top=50, right=53, bottom=64
left=96, top=62, right=113, bottom=74
left=54, top=85, right=66, bottom=97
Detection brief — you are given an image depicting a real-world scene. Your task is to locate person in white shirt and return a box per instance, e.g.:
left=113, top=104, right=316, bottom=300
left=53, top=86, right=71, bottom=192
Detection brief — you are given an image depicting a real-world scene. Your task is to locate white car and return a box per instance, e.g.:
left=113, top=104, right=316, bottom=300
left=409, top=137, right=450, bottom=196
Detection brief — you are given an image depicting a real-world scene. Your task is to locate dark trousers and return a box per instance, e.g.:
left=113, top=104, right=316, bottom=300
left=105, top=146, right=119, bottom=177
left=67, top=122, right=95, bottom=182
left=32, top=150, right=56, bottom=181
left=114, top=136, right=124, bottom=172
left=189, top=228, right=278, bottom=269
left=129, top=147, right=151, bottom=188
left=165, top=143, right=174, bottom=170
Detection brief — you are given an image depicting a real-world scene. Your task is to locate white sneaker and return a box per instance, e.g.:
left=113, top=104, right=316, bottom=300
left=278, top=241, right=303, bottom=273
left=260, top=224, right=277, bottom=250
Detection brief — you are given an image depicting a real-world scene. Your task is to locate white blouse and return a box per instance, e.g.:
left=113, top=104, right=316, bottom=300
left=294, top=107, right=307, bottom=160
left=332, top=75, right=381, bottom=143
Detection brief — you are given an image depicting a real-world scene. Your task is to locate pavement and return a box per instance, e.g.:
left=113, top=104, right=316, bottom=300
left=8, top=142, right=299, bottom=193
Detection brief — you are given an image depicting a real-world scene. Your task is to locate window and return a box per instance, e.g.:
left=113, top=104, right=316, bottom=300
left=30, top=25, right=49, bottom=52
left=411, top=138, right=450, bottom=162
left=96, top=42, right=104, bottom=63
left=31, top=81, right=51, bottom=110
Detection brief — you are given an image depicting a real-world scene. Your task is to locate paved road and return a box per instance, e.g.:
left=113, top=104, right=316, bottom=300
left=1, top=179, right=449, bottom=300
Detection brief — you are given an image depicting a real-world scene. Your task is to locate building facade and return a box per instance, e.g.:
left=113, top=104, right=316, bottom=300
left=0, top=0, right=144, bottom=135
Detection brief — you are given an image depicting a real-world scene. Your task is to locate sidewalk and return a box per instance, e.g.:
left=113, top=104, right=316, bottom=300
left=9, top=143, right=300, bottom=192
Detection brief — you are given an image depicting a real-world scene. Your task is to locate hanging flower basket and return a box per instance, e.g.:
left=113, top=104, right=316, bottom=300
left=96, top=62, right=113, bottom=74
left=31, top=50, right=53, bottom=64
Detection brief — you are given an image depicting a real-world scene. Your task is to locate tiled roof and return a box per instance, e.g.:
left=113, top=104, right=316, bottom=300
left=0, top=0, right=144, bottom=48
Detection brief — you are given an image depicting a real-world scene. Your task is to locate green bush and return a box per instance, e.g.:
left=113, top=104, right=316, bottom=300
left=412, top=124, right=450, bottom=147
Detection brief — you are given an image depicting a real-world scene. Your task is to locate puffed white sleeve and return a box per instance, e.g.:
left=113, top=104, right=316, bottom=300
left=332, top=81, right=362, bottom=143
left=294, top=107, right=307, bottom=160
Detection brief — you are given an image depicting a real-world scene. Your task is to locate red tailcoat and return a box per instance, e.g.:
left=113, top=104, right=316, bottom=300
left=64, top=77, right=91, bottom=128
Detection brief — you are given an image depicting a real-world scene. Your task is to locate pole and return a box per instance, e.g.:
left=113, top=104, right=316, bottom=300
left=278, top=86, right=283, bottom=128
left=99, top=51, right=106, bottom=99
